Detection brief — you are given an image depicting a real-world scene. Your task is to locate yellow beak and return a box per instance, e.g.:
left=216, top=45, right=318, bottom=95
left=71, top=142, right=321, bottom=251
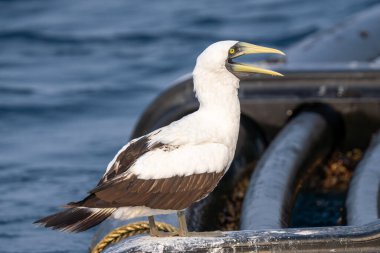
left=228, top=42, right=285, bottom=77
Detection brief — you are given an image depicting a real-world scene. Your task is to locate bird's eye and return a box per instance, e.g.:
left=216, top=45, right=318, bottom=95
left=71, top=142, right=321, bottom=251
left=229, top=48, right=235, bottom=54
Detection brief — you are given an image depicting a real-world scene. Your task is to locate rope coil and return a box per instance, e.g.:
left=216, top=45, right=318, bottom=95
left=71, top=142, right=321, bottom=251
left=90, top=221, right=177, bottom=253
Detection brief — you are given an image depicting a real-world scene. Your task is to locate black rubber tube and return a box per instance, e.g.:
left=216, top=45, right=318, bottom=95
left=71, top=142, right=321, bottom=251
left=240, top=110, right=335, bottom=230
left=346, top=132, right=380, bottom=226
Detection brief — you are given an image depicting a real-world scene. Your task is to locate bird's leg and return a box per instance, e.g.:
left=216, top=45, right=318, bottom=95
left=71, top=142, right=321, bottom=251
left=148, top=215, right=178, bottom=237
left=148, top=216, right=159, bottom=236
left=176, top=210, right=223, bottom=237
left=177, top=210, right=188, bottom=236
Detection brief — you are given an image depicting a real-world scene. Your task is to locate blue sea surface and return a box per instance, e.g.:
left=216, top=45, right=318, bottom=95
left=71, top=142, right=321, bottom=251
left=1, top=0, right=379, bottom=252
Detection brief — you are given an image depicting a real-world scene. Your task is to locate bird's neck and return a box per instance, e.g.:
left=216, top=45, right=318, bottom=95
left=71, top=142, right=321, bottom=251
left=193, top=68, right=240, bottom=116
left=192, top=68, right=240, bottom=151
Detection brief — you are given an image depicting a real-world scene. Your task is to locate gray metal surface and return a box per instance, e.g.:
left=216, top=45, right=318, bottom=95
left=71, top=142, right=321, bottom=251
left=103, top=221, right=380, bottom=253
left=240, top=111, right=334, bottom=230
left=346, top=133, right=380, bottom=226
left=286, top=4, right=380, bottom=63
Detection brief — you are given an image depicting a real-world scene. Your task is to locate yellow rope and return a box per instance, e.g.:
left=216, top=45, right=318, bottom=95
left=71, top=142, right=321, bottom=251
left=90, top=221, right=177, bottom=253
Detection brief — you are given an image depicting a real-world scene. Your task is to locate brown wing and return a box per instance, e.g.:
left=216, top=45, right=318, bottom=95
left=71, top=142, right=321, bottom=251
left=71, top=171, right=225, bottom=210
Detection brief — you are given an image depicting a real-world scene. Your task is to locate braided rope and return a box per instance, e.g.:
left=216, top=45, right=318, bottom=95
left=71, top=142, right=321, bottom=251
left=91, top=221, right=177, bottom=253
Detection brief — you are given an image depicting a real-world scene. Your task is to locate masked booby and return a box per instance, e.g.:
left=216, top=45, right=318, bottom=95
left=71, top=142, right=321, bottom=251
left=34, top=41, right=284, bottom=236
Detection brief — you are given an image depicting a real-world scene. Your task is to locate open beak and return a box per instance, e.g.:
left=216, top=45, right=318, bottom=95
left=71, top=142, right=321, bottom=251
left=227, top=42, right=285, bottom=76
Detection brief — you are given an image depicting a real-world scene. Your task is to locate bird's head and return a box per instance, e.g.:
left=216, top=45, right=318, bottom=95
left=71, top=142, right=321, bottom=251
left=195, top=40, right=284, bottom=77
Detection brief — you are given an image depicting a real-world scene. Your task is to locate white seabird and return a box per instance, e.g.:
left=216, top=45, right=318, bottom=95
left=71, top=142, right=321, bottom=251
left=35, top=41, right=284, bottom=236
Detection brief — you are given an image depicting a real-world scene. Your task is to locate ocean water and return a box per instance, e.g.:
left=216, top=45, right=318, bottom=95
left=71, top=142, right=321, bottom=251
left=1, top=0, right=379, bottom=252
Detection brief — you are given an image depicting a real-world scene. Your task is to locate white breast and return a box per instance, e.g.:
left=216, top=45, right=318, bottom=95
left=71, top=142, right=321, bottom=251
left=129, top=142, right=229, bottom=179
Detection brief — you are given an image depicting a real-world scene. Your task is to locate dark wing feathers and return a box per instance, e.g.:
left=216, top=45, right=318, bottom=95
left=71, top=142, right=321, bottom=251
left=98, top=135, right=164, bottom=185
left=34, top=207, right=115, bottom=232
left=35, top=133, right=226, bottom=232
left=72, top=171, right=225, bottom=210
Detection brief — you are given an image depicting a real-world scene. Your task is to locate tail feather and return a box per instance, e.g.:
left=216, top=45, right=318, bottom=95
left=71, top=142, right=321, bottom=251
left=34, top=207, right=116, bottom=232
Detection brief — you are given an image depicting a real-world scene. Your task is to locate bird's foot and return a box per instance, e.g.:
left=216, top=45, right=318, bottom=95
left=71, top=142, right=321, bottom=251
left=150, top=230, right=179, bottom=237
left=178, top=231, right=224, bottom=237
left=149, top=230, right=224, bottom=237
